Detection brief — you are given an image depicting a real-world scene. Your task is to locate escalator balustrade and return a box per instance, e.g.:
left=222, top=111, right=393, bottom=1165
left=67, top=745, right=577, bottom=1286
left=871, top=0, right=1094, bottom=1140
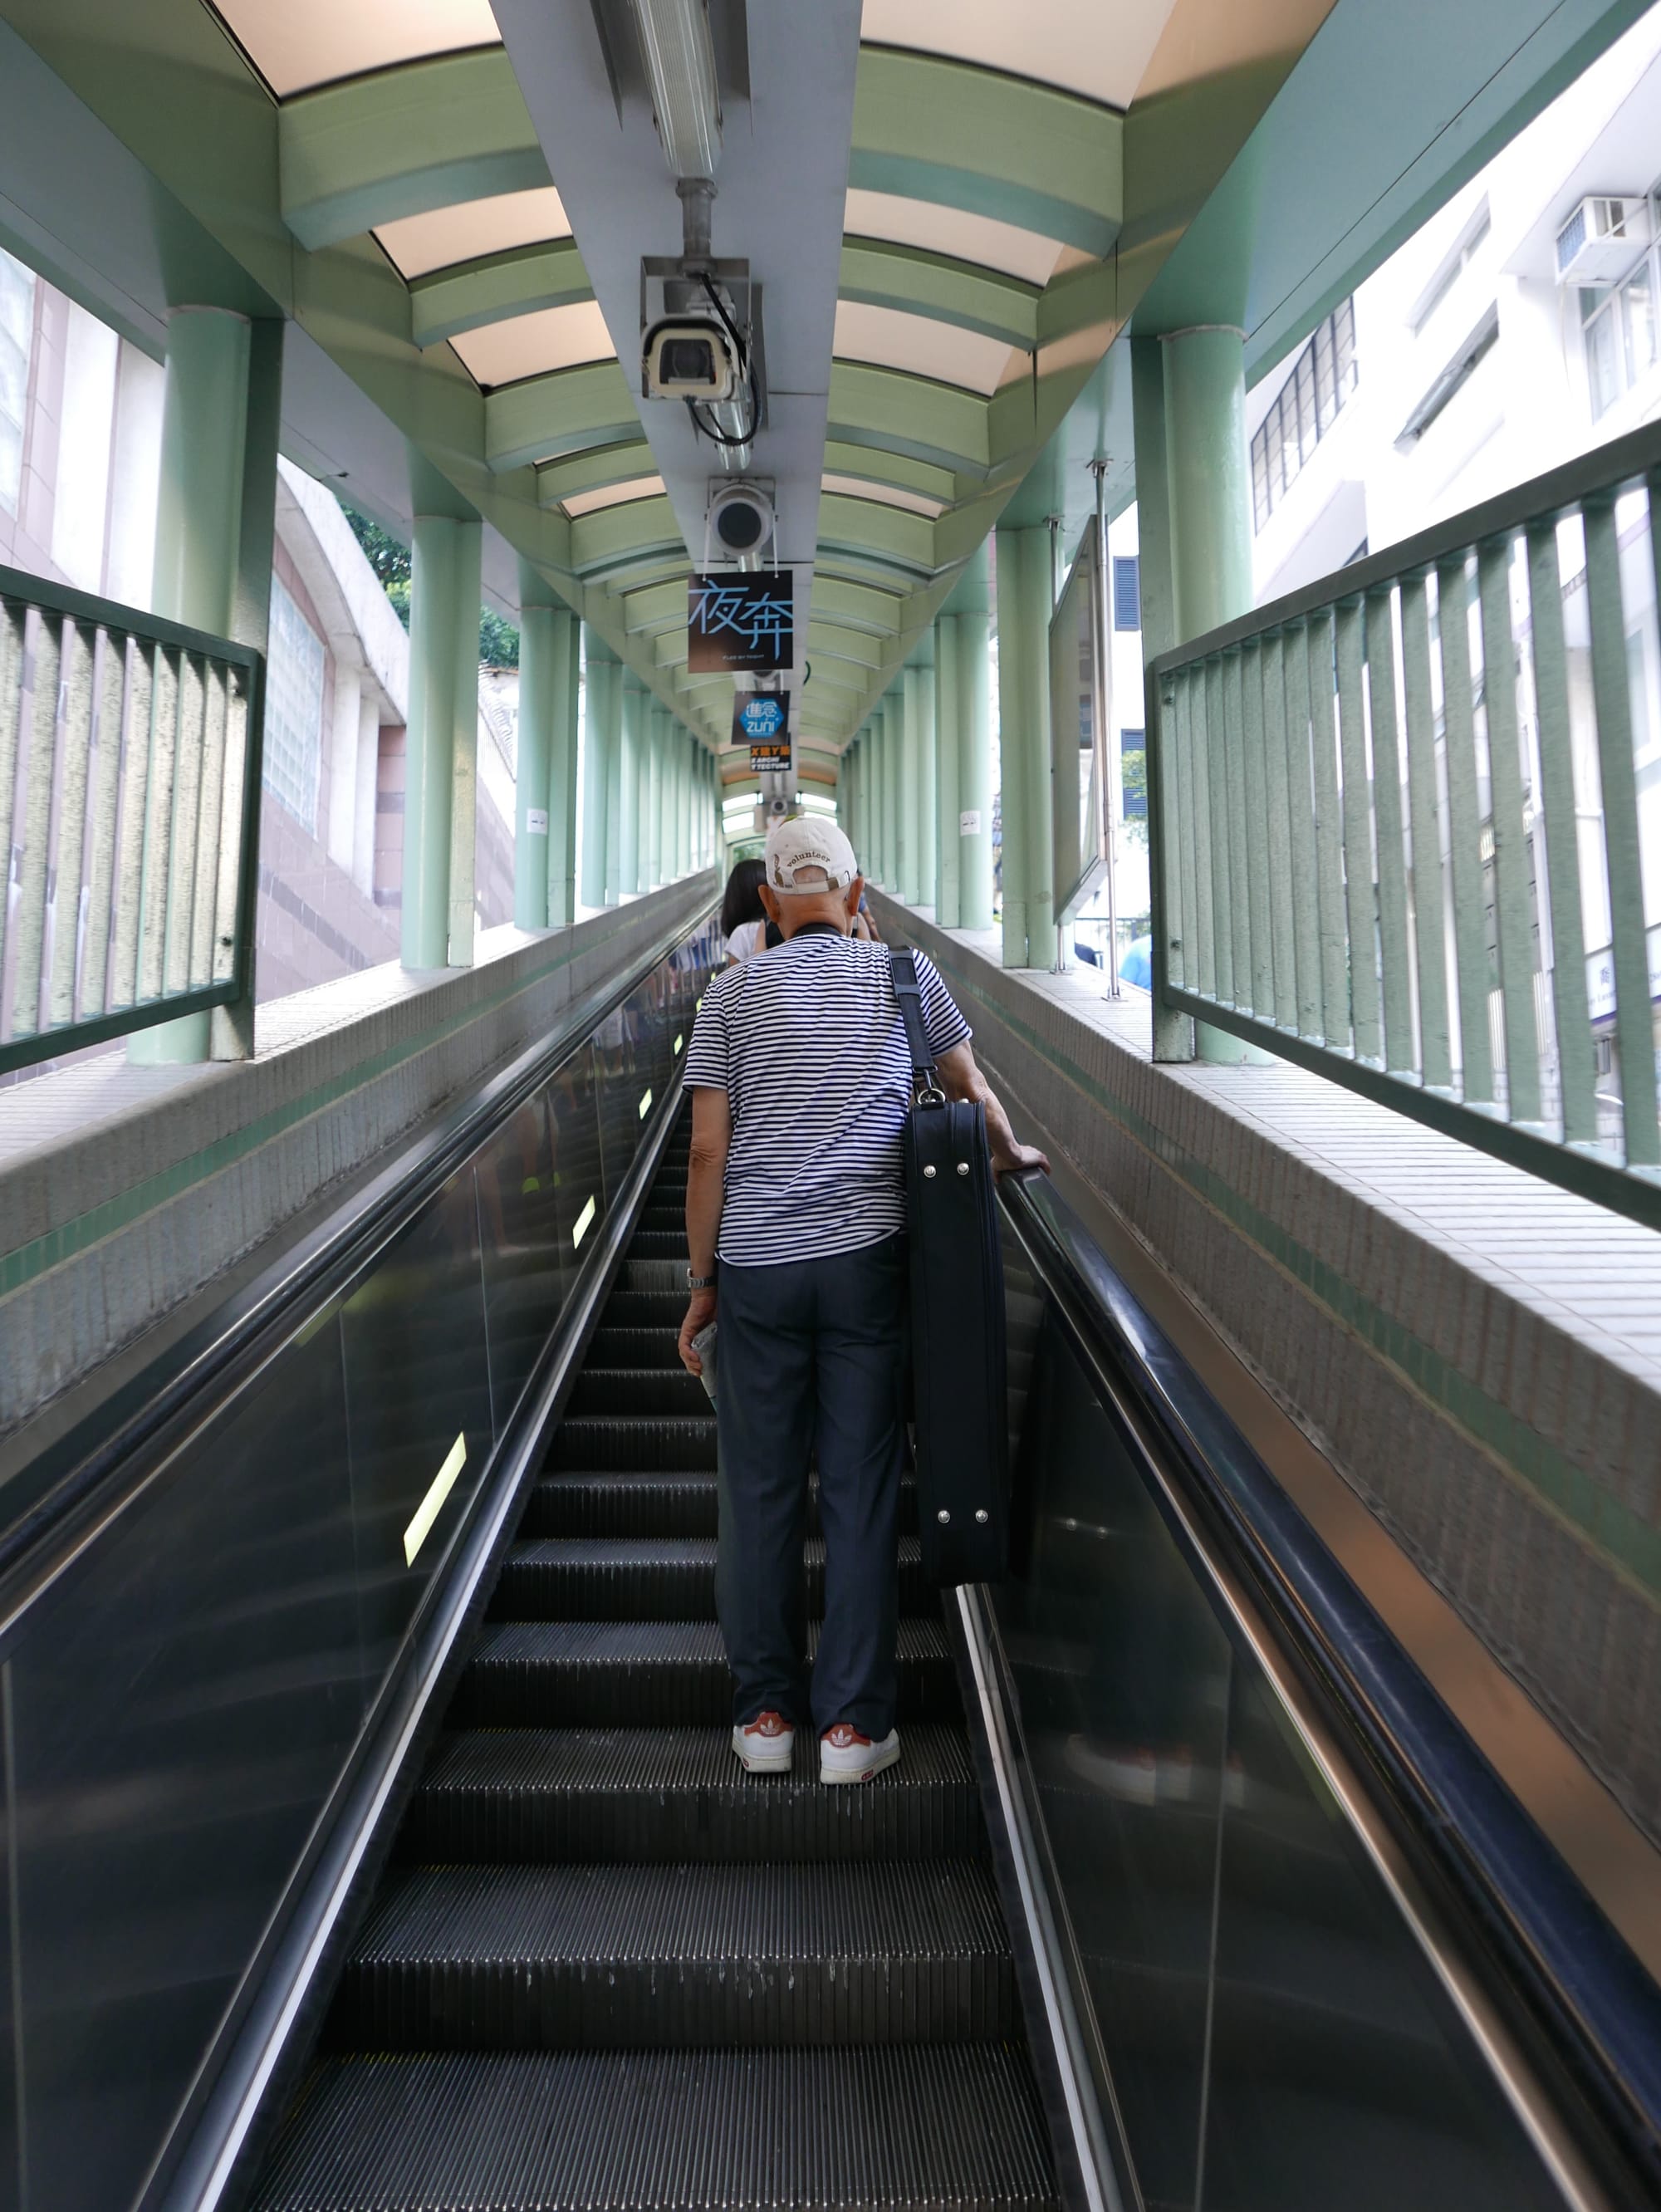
left=254, top=1111, right=1059, bottom=2212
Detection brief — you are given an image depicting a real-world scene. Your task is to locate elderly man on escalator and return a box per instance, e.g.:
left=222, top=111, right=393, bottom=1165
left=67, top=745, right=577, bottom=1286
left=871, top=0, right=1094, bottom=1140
left=677, top=816, right=1046, bottom=1784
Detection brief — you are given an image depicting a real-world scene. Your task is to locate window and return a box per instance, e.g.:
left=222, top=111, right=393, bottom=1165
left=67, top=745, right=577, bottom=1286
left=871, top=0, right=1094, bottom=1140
left=1408, top=199, right=1491, bottom=334
left=1583, top=247, right=1661, bottom=419
left=1395, top=301, right=1499, bottom=447
left=1120, top=730, right=1146, bottom=818
left=264, top=577, right=326, bottom=830
left=1250, top=297, right=1359, bottom=531
left=0, top=248, right=35, bottom=518
left=1112, top=555, right=1140, bottom=630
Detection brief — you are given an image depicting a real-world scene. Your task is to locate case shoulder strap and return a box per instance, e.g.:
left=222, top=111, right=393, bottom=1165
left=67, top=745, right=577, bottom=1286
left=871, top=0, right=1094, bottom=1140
left=888, top=947, right=944, bottom=1104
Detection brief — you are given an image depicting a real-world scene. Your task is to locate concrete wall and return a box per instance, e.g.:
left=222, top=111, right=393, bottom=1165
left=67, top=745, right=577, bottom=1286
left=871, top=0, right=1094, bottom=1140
left=0, top=874, right=716, bottom=1441
left=875, top=893, right=1661, bottom=1849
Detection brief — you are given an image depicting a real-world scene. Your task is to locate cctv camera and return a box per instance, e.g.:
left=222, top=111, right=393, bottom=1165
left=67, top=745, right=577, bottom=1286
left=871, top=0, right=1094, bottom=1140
left=643, top=316, right=741, bottom=402
left=708, top=480, right=774, bottom=557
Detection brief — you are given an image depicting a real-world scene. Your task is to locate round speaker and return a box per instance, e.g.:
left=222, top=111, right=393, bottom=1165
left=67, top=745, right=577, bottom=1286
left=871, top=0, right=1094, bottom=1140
left=708, top=481, right=774, bottom=557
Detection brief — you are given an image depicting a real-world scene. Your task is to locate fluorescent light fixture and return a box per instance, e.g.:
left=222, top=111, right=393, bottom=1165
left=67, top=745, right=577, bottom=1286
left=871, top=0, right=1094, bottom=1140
left=403, top=1433, right=468, bottom=1567
left=639, top=1087, right=654, bottom=1119
left=674, top=1032, right=684, bottom=1054
left=629, top=0, right=722, bottom=180
left=572, top=1194, right=597, bottom=1248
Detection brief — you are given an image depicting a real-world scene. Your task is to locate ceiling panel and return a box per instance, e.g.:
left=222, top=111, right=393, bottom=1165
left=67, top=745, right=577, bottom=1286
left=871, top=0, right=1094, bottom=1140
left=844, top=188, right=1069, bottom=285
left=375, top=184, right=571, bottom=279
left=834, top=300, right=1016, bottom=395
left=859, top=0, right=1176, bottom=110
left=450, top=299, right=616, bottom=385
left=209, top=0, right=502, bottom=99
left=561, top=473, right=666, bottom=517
left=821, top=471, right=944, bottom=517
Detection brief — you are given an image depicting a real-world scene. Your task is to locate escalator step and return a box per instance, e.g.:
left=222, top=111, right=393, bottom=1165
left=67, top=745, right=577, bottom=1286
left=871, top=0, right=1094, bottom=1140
left=601, top=1290, right=692, bottom=1328
left=331, top=1858, right=1015, bottom=2049
left=522, top=1471, right=720, bottom=1538
left=547, top=1415, right=716, bottom=1471
left=630, top=1230, right=693, bottom=1259
left=568, top=1366, right=707, bottom=1417
left=586, top=1327, right=685, bottom=1369
left=623, top=1258, right=702, bottom=1294
left=403, top=1724, right=982, bottom=1863
left=520, top=1469, right=920, bottom=1539
left=488, top=1537, right=929, bottom=1621
left=256, top=2044, right=1056, bottom=2212
left=639, top=1207, right=688, bottom=1233
left=450, top=1616, right=955, bottom=1726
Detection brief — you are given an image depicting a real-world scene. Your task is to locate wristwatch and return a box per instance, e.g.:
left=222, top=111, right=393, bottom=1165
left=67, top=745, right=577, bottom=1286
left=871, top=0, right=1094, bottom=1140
left=687, top=1268, right=718, bottom=1291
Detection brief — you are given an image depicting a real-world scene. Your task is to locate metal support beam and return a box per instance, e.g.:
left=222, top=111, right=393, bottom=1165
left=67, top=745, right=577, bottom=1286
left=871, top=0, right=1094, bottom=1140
left=399, top=477, right=481, bottom=970
left=957, top=609, right=996, bottom=934
left=616, top=674, right=644, bottom=902
left=994, top=524, right=1056, bottom=969
left=935, top=616, right=959, bottom=927
left=582, top=631, right=618, bottom=912
left=131, top=305, right=280, bottom=1064
left=517, top=561, right=578, bottom=930
left=1162, top=324, right=1258, bottom=1064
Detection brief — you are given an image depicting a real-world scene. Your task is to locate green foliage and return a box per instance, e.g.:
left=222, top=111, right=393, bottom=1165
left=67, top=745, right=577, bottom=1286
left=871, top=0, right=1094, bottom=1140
left=479, top=605, right=521, bottom=669
left=1121, top=744, right=1149, bottom=848
left=341, top=503, right=519, bottom=666
left=342, top=507, right=409, bottom=590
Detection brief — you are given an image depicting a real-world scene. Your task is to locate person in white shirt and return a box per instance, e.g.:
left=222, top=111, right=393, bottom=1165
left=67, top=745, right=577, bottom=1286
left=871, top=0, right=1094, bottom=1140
left=719, top=858, right=767, bottom=965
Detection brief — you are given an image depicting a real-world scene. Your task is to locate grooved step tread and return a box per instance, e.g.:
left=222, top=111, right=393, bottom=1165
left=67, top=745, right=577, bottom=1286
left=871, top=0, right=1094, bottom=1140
left=568, top=1367, right=708, bottom=1415
left=519, top=1469, right=919, bottom=1540
left=490, top=1537, right=929, bottom=1621
left=547, top=1415, right=717, bottom=1471
left=404, top=1724, right=982, bottom=1863
left=255, top=2045, right=1056, bottom=2212
left=452, top=1616, right=953, bottom=1726
left=331, top=1859, right=1015, bottom=2049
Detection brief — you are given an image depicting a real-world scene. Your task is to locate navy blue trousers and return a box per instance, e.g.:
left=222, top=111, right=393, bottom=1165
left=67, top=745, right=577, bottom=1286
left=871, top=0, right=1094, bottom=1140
left=714, top=1235, right=908, bottom=1739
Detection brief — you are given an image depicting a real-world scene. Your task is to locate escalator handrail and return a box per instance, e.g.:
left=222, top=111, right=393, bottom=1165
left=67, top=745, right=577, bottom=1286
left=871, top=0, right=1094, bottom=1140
left=0, top=895, right=718, bottom=1646
left=999, top=1168, right=1661, bottom=2203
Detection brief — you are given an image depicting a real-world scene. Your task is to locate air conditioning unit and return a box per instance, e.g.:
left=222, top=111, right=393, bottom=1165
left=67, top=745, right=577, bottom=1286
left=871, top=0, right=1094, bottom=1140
left=1554, top=196, right=1649, bottom=286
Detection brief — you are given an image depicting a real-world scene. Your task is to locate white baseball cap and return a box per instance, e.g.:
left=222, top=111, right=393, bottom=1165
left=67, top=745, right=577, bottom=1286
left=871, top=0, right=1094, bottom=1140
left=764, top=815, right=860, bottom=891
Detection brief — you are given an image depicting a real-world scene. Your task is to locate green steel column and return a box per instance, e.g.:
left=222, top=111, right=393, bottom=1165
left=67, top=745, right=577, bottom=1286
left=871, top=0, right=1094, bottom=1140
left=1164, top=328, right=1252, bottom=645
left=870, top=711, right=887, bottom=885
left=1162, top=325, right=1257, bottom=1063
left=670, top=732, right=688, bottom=879
left=132, top=306, right=280, bottom=1062
left=917, top=656, right=938, bottom=912
left=899, top=673, right=923, bottom=904
left=883, top=704, right=898, bottom=888
left=994, top=526, right=1056, bottom=968
left=514, top=559, right=560, bottom=931
left=654, top=708, right=672, bottom=889
left=402, top=484, right=481, bottom=969
left=616, top=676, right=644, bottom=898
left=582, top=634, right=617, bottom=910
left=935, top=616, right=961, bottom=928
left=547, top=603, right=580, bottom=926
left=953, top=542, right=995, bottom=934
left=958, top=609, right=994, bottom=930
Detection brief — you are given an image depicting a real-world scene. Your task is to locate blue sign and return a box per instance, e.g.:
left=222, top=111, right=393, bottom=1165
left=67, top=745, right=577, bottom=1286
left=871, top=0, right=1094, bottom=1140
left=738, top=695, right=786, bottom=741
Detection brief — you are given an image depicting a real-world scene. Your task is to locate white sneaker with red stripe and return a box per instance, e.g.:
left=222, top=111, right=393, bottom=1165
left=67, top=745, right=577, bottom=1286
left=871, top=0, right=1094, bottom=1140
left=732, top=1710, right=795, bottom=1773
left=820, top=1723, right=901, bottom=1784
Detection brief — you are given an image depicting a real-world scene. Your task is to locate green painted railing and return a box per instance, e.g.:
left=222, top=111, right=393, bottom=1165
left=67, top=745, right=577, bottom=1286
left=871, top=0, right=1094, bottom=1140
left=0, top=564, right=264, bottom=1075
left=1148, top=417, right=1661, bottom=1227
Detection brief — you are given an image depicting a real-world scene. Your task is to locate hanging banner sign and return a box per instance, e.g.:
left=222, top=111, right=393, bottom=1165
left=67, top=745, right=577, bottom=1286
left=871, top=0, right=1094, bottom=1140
left=688, top=571, right=794, bottom=673
left=736, top=688, right=792, bottom=773
left=734, top=691, right=791, bottom=776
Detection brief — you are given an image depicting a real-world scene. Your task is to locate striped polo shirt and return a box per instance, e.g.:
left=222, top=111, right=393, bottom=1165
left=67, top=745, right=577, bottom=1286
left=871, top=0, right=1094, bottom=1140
left=681, top=929, right=972, bottom=1266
